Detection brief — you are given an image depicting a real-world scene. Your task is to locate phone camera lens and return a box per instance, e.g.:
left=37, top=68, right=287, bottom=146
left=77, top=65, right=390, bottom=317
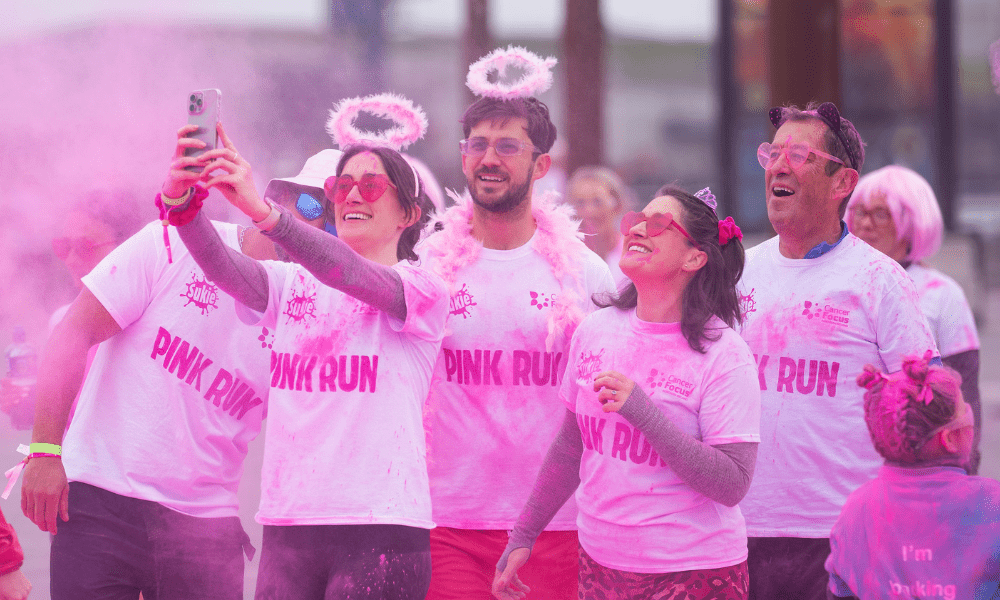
left=190, top=94, right=197, bottom=102
left=196, top=98, right=203, bottom=106
left=189, top=104, right=196, bottom=112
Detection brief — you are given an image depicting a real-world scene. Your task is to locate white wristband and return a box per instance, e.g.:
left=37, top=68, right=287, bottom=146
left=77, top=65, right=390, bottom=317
left=253, top=201, right=281, bottom=231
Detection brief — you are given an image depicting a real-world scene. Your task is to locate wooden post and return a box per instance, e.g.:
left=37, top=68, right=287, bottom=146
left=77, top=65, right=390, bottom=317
left=564, top=0, right=605, bottom=173
left=767, top=0, right=842, bottom=109
left=463, top=0, right=492, bottom=107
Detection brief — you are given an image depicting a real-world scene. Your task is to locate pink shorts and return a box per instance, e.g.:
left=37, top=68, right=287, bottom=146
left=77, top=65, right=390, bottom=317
left=426, top=527, right=578, bottom=600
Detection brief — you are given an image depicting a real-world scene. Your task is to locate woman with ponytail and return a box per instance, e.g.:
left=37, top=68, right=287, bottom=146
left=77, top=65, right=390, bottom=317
left=492, top=185, right=760, bottom=600
left=824, top=352, right=1000, bottom=600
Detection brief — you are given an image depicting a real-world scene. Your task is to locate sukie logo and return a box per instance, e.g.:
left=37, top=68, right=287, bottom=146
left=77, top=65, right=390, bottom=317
left=576, top=349, right=605, bottom=381
left=284, top=289, right=317, bottom=324
left=802, top=300, right=851, bottom=326
left=449, top=283, right=477, bottom=319
left=646, top=368, right=695, bottom=399
left=257, top=327, right=275, bottom=350
left=740, top=288, right=757, bottom=320
left=180, top=273, right=219, bottom=316
left=529, top=291, right=555, bottom=310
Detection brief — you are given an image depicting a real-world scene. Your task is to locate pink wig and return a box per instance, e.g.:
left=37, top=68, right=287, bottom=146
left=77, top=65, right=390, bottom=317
left=845, top=165, right=942, bottom=262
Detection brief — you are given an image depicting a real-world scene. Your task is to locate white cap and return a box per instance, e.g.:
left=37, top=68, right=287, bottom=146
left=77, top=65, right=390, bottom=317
left=264, top=149, right=343, bottom=199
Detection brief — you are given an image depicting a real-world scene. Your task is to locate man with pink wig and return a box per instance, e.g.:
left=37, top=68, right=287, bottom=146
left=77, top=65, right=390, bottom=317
left=736, top=102, right=939, bottom=600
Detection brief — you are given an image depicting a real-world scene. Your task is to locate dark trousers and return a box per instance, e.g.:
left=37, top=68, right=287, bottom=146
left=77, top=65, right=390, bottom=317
left=254, top=523, right=432, bottom=600
left=51, top=482, right=248, bottom=600
left=747, top=537, right=831, bottom=600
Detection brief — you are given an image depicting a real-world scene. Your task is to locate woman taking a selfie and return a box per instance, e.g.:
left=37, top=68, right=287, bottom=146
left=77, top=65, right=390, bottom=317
left=162, top=94, right=448, bottom=600
left=492, top=186, right=760, bottom=600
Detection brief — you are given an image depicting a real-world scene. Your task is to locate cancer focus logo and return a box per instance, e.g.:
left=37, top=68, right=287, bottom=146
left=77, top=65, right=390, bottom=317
left=449, top=283, right=477, bottom=319
left=257, top=327, right=275, bottom=350
left=577, top=349, right=604, bottom=381
left=530, top=290, right=555, bottom=310
left=283, top=289, right=318, bottom=324
left=180, top=273, right=219, bottom=316
left=802, top=300, right=823, bottom=319
left=802, top=300, right=850, bottom=326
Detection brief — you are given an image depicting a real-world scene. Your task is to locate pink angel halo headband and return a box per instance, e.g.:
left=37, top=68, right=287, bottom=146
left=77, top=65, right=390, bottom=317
left=326, top=93, right=428, bottom=152
left=466, top=46, right=558, bottom=100
left=326, top=93, right=428, bottom=196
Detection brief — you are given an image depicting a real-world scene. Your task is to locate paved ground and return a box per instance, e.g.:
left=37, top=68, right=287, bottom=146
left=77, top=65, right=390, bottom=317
left=3, top=234, right=998, bottom=599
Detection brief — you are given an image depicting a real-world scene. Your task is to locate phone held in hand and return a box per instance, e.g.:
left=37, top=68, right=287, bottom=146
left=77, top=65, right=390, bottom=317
left=184, top=89, right=221, bottom=172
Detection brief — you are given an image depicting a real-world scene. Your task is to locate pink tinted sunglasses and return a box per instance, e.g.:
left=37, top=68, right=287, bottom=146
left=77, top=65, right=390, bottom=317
left=757, top=136, right=846, bottom=170
left=620, top=211, right=698, bottom=247
left=324, top=173, right=397, bottom=204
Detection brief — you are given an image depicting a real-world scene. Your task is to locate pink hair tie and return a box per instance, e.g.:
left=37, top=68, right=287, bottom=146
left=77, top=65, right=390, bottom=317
left=718, top=216, right=743, bottom=246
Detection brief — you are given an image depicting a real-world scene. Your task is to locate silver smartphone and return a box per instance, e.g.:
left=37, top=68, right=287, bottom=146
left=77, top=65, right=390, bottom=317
left=184, top=89, right=221, bottom=171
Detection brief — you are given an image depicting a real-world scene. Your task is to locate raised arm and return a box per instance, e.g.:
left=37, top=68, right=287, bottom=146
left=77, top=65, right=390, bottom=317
left=261, top=212, right=407, bottom=322
left=175, top=209, right=270, bottom=313
left=161, top=123, right=270, bottom=313
left=597, top=371, right=757, bottom=508
left=194, top=123, right=407, bottom=321
left=21, top=288, right=121, bottom=534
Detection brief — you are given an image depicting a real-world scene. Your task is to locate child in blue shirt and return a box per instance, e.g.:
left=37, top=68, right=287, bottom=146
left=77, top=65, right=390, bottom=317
left=825, top=351, right=1000, bottom=600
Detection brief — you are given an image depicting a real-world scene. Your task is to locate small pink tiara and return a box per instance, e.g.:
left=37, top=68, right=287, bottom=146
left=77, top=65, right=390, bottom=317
left=694, top=187, right=717, bottom=211
left=466, top=46, right=557, bottom=100
left=326, top=93, right=428, bottom=152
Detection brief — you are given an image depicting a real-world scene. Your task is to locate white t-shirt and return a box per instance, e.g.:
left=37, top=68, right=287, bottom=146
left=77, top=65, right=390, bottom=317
left=737, top=234, right=938, bottom=537
left=67, top=221, right=270, bottom=518
left=419, top=231, right=614, bottom=529
left=564, top=308, right=760, bottom=573
left=243, top=260, right=448, bottom=528
left=907, top=263, right=979, bottom=357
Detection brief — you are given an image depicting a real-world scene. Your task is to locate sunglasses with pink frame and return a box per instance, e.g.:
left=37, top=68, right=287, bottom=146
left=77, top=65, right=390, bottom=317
left=757, top=136, right=846, bottom=170
left=620, top=211, right=699, bottom=248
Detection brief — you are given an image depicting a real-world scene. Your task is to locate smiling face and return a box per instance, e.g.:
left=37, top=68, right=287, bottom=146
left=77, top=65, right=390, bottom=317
left=765, top=119, right=845, bottom=240
left=333, top=152, right=412, bottom=260
left=462, top=117, right=547, bottom=214
left=618, top=195, right=705, bottom=286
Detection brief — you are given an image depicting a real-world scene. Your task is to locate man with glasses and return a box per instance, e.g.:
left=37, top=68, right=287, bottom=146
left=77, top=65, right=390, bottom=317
left=419, top=95, right=614, bottom=599
left=736, top=103, right=939, bottom=600
left=19, top=139, right=339, bottom=600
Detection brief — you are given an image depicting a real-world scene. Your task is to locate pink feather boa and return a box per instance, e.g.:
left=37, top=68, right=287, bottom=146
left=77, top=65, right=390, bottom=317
left=421, top=189, right=590, bottom=351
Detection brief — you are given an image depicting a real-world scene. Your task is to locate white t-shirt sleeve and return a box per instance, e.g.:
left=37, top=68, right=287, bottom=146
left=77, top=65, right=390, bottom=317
left=83, top=222, right=163, bottom=330
left=873, top=274, right=939, bottom=373
left=392, top=263, right=449, bottom=341
left=698, top=347, right=761, bottom=445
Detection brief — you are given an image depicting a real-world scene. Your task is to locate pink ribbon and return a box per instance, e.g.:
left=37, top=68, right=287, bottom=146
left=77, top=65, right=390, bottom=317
left=2, top=444, right=30, bottom=500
